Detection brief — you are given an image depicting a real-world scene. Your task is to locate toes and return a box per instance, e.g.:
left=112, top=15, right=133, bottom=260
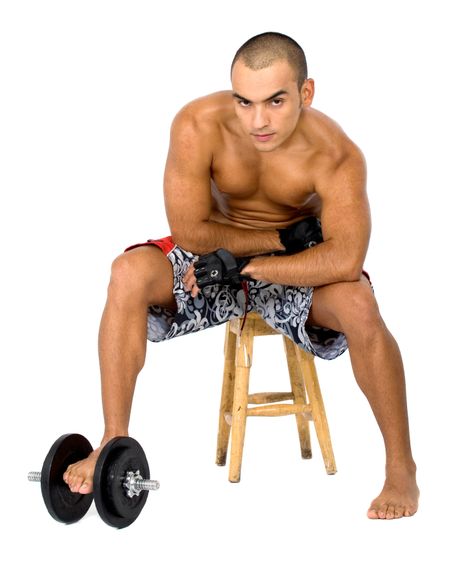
left=63, top=466, right=73, bottom=483
left=69, top=475, right=84, bottom=493
left=63, top=470, right=72, bottom=486
left=63, top=460, right=93, bottom=493
left=377, top=503, right=389, bottom=519
left=63, top=463, right=77, bottom=485
left=369, top=503, right=415, bottom=520
left=367, top=503, right=387, bottom=519
left=386, top=505, right=396, bottom=519
left=367, top=507, right=380, bottom=519
left=79, top=481, right=93, bottom=494
left=394, top=506, right=405, bottom=519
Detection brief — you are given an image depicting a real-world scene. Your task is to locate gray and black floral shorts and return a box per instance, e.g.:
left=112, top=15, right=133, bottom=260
left=124, top=236, right=348, bottom=360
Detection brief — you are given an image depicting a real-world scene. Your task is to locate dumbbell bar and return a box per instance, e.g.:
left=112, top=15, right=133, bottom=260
left=29, top=433, right=159, bottom=528
left=28, top=469, right=159, bottom=495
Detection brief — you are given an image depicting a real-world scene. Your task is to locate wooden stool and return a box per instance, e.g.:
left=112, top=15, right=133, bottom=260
left=215, top=312, right=337, bottom=482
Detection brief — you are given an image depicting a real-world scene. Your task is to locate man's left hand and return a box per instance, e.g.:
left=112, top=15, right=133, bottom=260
left=183, top=249, right=253, bottom=296
left=194, top=248, right=251, bottom=288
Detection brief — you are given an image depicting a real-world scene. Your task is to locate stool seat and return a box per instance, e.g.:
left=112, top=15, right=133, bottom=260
left=215, top=312, right=336, bottom=482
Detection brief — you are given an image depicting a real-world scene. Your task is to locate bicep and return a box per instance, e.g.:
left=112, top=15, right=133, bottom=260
left=163, top=111, right=213, bottom=243
left=317, top=150, right=371, bottom=270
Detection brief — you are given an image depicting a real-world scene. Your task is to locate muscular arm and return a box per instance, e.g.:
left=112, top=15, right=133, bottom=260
left=241, top=148, right=371, bottom=286
left=163, top=107, right=283, bottom=256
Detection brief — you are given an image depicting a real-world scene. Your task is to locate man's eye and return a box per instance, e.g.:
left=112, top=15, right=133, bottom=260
left=239, top=100, right=251, bottom=107
left=271, top=99, right=284, bottom=106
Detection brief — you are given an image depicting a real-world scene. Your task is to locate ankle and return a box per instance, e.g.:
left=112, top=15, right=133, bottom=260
left=386, top=457, right=417, bottom=476
left=100, top=431, right=129, bottom=447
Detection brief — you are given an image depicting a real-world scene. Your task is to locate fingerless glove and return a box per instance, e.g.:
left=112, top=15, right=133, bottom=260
left=277, top=216, right=323, bottom=255
left=194, top=249, right=252, bottom=288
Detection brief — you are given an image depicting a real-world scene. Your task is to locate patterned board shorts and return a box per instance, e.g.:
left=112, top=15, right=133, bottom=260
left=124, top=236, right=350, bottom=360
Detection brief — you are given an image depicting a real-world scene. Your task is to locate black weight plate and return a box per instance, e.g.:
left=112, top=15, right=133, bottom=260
left=94, top=437, right=150, bottom=528
left=41, top=433, right=94, bottom=524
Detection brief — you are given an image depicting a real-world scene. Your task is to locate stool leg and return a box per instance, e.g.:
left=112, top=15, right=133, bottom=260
left=216, top=323, right=237, bottom=466
left=283, top=336, right=312, bottom=459
left=229, top=325, right=254, bottom=483
left=295, top=347, right=337, bottom=475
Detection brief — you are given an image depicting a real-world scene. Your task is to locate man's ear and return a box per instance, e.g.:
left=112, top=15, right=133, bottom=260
left=300, top=78, right=315, bottom=107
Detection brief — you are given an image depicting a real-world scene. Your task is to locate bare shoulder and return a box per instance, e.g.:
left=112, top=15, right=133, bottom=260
left=306, top=108, right=366, bottom=177
left=170, top=91, right=234, bottom=138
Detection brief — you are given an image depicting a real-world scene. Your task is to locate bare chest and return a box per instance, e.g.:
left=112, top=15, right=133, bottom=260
left=210, top=141, right=321, bottom=227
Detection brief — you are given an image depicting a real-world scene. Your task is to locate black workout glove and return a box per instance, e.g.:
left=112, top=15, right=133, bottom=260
left=194, top=248, right=252, bottom=288
left=277, top=216, right=323, bottom=255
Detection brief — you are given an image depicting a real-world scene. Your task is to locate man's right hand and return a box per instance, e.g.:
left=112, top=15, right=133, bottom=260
left=277, top=216, right=323, bottom=255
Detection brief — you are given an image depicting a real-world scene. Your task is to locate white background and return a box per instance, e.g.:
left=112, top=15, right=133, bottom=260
left=1, top=0, right=449, bottom=560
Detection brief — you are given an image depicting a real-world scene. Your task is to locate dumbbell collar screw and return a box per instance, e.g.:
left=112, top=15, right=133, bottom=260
left=123, top=470, right=160, bottom=498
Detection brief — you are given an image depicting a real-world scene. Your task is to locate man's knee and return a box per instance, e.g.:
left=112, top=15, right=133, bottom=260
left=108, top=246, right=174, bottom=305
left=110, top=248, right=151, bottom=288
left=327, top=279, right=387, bottom=347
left=342, top=280, right=382, bottom=333
left=311, top=277, right=382, bottom=336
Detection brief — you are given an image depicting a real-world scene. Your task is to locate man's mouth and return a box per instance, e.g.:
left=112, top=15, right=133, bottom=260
left=252, top=133, right=275, bottom=142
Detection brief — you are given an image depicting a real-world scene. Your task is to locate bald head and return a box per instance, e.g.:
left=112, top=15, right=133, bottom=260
left=231, top=32, right=308, bottom=88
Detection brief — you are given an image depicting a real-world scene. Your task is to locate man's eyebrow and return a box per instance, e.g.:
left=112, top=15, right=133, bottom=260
left=232, top=89, right=289, bottom=103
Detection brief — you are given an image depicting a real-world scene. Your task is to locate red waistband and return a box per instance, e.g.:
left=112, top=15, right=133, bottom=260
left=124, top=236, right=175, bottom=256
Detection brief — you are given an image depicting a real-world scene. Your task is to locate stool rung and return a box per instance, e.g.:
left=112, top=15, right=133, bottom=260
left=248, top=392, right=294, bottom=404
left=247, top=403, right=312, bottom=418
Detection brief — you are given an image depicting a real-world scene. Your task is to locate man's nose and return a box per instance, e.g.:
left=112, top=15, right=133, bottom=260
left=252, top=106, right=269, bottom=130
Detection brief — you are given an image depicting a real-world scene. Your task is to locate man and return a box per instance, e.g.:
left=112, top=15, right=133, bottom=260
left=63, top=32, right=419, bottom=519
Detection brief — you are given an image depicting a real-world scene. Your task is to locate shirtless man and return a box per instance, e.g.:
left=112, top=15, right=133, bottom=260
left=63, top=32, right=419, bottom=519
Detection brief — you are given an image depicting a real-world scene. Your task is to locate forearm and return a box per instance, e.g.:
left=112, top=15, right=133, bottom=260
left=241, top=242, right=362, bottom=287
left=172, top=220, right=284, bottom=256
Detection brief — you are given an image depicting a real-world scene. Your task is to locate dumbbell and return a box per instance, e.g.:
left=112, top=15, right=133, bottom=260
left=28, top=433, right=159, bottom=528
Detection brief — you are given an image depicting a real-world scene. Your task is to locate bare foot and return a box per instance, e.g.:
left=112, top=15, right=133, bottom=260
left=367, top=464, right=419, bottom=520
left=63, top=447, right=102, bottom=494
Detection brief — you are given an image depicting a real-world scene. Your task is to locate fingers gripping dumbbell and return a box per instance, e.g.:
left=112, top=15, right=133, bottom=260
left=28, top=434, right=159, bottom=528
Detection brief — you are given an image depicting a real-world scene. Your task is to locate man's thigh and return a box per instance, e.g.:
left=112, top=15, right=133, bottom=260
left=307, top=274, right=374, bottom=333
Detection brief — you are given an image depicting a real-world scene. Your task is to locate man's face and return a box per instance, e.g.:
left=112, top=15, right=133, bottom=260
left=231, top=59, right=311, bottom=152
